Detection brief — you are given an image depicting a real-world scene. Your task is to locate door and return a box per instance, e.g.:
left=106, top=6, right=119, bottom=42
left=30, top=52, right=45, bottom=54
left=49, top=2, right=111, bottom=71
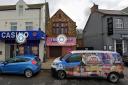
left=50, top=46, right=62, bottom=58
left=2, top=58, right=18, bottom=73
left=64, top=53, right=81, bottom=77
left=116, top=40, right=123, bottom=56
left=2, top=58, right=26, bottom=73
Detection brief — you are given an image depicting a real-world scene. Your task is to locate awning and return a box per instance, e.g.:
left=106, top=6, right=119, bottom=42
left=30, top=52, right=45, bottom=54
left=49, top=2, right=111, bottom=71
left=0, top=30, right=46, bottom=40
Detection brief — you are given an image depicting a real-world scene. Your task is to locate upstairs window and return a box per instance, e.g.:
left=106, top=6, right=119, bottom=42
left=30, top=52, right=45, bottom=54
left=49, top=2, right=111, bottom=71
left=25, top=22, right=33, bottom=31
left=11, top=22, right=17, bottom=31
left=115, top=18, right=123, bottom=28
left=52, top=22, right=68, bottom=34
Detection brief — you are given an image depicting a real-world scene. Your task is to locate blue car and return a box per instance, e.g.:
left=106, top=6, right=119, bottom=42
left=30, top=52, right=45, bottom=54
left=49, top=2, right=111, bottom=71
left=0, top=55, right=41, bottom=78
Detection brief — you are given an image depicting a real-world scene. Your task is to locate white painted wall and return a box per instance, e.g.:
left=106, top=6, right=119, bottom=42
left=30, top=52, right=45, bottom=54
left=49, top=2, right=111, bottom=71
left=0, top=41, right=5, bottom=61
left=0, top=9, right=44, bottom=31
left=0, top=1, right=46, bottom=61
left=39, top=40, right=45, bottom=62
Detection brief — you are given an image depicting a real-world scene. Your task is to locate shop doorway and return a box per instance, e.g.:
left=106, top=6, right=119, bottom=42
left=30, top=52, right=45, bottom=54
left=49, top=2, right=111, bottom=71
left=116, top=40, right=123, bottom=56
left=50, top=46, right=62, bottom=58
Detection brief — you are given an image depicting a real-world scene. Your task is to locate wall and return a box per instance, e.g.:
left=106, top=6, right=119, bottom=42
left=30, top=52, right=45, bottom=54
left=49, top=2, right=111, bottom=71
left=83, top=12, right=103, bottom=50
left=0, top=41, right=5, bottom=61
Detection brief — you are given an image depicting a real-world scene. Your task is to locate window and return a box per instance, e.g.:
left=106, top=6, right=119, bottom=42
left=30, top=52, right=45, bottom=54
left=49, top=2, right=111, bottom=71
left=66, top=54, right=81, bottom=63
left=19, top=5, right=23, bottom=16
left=11, top=22, right=17, bottom=31
left=25, top=22, right=33, bottom=31
left=52, top=22, right=68, bottom=34
left=115, top=19, right=123, bottom=28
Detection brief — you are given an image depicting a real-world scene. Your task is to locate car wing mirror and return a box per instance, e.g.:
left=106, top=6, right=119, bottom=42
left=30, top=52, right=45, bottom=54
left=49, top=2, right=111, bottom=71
left=3, top=61, right=8, bottom=65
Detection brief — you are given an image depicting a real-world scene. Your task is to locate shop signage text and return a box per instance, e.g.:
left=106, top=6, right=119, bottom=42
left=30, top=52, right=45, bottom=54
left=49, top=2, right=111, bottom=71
left=46, top=37, right=76, bottom=46
left=1, top=32, right=29, bottom=39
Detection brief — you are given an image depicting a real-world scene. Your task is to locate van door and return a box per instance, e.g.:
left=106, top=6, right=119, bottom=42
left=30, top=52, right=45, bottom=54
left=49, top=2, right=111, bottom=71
left=65, top=53, right=81, bottom=77
left=80, top=53, right=102, bottom=77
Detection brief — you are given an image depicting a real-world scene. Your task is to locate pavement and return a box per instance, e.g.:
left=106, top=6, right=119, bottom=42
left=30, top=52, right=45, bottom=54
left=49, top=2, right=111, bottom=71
left=42, top=59, right=54, bottom=70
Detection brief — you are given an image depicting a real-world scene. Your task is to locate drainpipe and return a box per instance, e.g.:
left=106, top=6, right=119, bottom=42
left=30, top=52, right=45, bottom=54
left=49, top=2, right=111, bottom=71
left=39, top=8, right=41, bottom=30
left=101, top=15, right=104, bottom=50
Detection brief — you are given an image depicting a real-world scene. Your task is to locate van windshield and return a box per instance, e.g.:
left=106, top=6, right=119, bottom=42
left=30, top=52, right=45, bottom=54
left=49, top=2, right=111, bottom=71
left=60, top=53, right=72, bottom=60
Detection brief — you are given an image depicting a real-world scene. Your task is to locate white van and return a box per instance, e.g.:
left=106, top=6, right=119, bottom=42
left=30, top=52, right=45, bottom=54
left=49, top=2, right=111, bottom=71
left=51, top=50, right=124, bottom=83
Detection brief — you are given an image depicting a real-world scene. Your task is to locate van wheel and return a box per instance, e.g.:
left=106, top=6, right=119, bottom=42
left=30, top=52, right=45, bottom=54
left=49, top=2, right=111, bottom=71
left=24, top=69, right=33, bottom=78
left=107, top=73, right=119, bottom=83
left=57, top=70, right=66, bottom=79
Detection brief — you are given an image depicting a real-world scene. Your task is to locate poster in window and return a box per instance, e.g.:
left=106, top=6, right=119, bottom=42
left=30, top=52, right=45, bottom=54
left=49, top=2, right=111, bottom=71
left=18, top=46, right=24, bottom=55
left=32, top=46, right=38, bottom=55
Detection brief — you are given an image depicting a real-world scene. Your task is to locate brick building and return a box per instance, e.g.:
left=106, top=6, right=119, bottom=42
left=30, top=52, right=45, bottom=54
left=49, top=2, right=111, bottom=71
left=46, top=9, right=76, bottom=58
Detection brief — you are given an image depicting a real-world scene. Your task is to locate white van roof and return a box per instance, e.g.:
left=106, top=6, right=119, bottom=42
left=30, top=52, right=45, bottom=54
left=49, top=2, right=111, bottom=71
left=71, top=50, right=118, bottom=54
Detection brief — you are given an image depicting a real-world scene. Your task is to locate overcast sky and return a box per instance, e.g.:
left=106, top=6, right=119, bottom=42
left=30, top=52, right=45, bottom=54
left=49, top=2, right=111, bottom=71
left=0, top=0, right=128, bottom=29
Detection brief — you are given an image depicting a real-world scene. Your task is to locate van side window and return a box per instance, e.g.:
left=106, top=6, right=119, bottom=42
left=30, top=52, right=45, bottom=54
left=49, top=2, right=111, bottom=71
left=112, top=53, right=122, bottom=64
left=101, top=53, right=111, bottom=64
left=66, top=54, right=81, bottom=63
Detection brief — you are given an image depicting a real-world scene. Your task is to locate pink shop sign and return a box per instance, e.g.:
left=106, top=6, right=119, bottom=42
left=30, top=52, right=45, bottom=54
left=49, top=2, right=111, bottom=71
left=46, top=37, right=76, bottom=46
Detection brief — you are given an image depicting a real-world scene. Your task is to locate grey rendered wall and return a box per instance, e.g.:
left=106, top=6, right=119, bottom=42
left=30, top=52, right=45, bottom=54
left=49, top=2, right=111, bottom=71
left=83, top=12, right=103, bottom=50
left=102, top=15, right=128, bottom=51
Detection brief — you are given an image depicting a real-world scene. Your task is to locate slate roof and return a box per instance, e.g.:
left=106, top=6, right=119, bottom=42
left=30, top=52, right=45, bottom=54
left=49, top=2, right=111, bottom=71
left=0, top=3, right=44, bottom=11
left=98, top=9, right=128, bottom=15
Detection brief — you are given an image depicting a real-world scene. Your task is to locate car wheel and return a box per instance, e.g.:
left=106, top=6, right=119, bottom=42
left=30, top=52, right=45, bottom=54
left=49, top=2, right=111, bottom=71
left=57, top=70, right=66, bottom=80
left=107, top=73, right=119, bottom=83
left=24, top=69, right=33, bottom=78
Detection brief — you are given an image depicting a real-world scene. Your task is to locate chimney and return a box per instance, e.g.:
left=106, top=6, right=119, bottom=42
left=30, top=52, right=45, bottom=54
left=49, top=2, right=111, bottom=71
left=91, top=3, right=98, bottom=13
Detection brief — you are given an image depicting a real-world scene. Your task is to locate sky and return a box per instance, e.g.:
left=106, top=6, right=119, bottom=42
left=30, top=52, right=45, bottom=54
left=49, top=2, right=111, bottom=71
left=0, top=0, right=128, bottom=29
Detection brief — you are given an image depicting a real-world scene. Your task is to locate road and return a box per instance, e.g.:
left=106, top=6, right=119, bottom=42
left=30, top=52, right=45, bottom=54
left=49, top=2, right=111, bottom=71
left=0, top=67, right=128, bottom=85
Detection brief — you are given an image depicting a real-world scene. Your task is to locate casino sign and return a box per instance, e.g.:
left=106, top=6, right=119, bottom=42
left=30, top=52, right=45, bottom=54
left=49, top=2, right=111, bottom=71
left=0, top=31, right=46, bottom=42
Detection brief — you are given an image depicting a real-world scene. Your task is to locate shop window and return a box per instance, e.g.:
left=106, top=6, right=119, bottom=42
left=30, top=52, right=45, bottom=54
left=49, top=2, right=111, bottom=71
left=11, top=22, right=17, bottom=31
left=18, top=46, right=24, bottom=55
left=26, top=22, right=33, bottom=31
left=32, top=46, right=38, bottom=55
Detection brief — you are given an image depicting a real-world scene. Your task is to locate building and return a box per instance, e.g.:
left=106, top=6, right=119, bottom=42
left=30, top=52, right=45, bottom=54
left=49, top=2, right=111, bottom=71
left=76, top=29, right=83, bottom=49
left=0, top=0, right=49, bottom=61
left=46, top=9, right=76, bottom=58
left=83, top=4, right=128, bottom=55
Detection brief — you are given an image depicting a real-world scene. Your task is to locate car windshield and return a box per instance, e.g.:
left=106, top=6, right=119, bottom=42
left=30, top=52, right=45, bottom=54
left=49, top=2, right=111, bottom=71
left=60, top=53, right=72, bottom=60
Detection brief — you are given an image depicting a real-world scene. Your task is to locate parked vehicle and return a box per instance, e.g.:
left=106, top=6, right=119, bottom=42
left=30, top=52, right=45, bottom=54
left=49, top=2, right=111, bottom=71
left=122, top=52, right=128, bottom=66
left=0, top=55, right=41, bottom=78
left=51, top=50, right=124, bottom=83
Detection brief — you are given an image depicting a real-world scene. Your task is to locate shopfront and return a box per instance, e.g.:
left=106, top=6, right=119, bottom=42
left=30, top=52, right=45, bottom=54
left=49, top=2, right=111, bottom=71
left=0, top=31, right=45, bottom=61
left=46, top=36, right=76, bottom=58
left=113, top=34, right=128, bottom=56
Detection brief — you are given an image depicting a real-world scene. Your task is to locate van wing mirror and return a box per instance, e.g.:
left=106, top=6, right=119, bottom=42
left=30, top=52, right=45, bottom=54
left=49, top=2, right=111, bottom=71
left=80, top=61, right=86, bottom=66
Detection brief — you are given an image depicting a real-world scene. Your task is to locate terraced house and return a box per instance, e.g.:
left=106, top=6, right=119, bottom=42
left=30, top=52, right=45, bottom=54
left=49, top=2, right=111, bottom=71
left=83, top=4, right=128, bottom=55
left=46, top=9, right=76, bottom=59
left=0, top=0, right=49, bottom=62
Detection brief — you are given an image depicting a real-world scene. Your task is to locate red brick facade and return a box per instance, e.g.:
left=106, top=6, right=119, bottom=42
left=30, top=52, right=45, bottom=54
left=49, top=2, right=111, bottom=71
left=46, top=9, right=77, bottom=58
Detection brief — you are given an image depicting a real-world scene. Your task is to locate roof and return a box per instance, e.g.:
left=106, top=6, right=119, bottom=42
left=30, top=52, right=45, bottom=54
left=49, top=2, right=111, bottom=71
left=98, top=9, right=128, bottom=15
left=71, top=50, right=117, bottom=54
left=51, top=9, right=76, bottom=23
left=0, top=3, right=44, bottom=11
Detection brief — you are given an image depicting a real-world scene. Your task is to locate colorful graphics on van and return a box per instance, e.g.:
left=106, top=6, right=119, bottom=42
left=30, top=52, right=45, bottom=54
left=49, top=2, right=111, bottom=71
left=65, top=53, right=123, bottom=77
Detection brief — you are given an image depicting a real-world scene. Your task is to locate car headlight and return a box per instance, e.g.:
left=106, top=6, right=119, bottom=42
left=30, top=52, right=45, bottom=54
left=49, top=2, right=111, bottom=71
left=52, top=62, right=63, bottom=69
